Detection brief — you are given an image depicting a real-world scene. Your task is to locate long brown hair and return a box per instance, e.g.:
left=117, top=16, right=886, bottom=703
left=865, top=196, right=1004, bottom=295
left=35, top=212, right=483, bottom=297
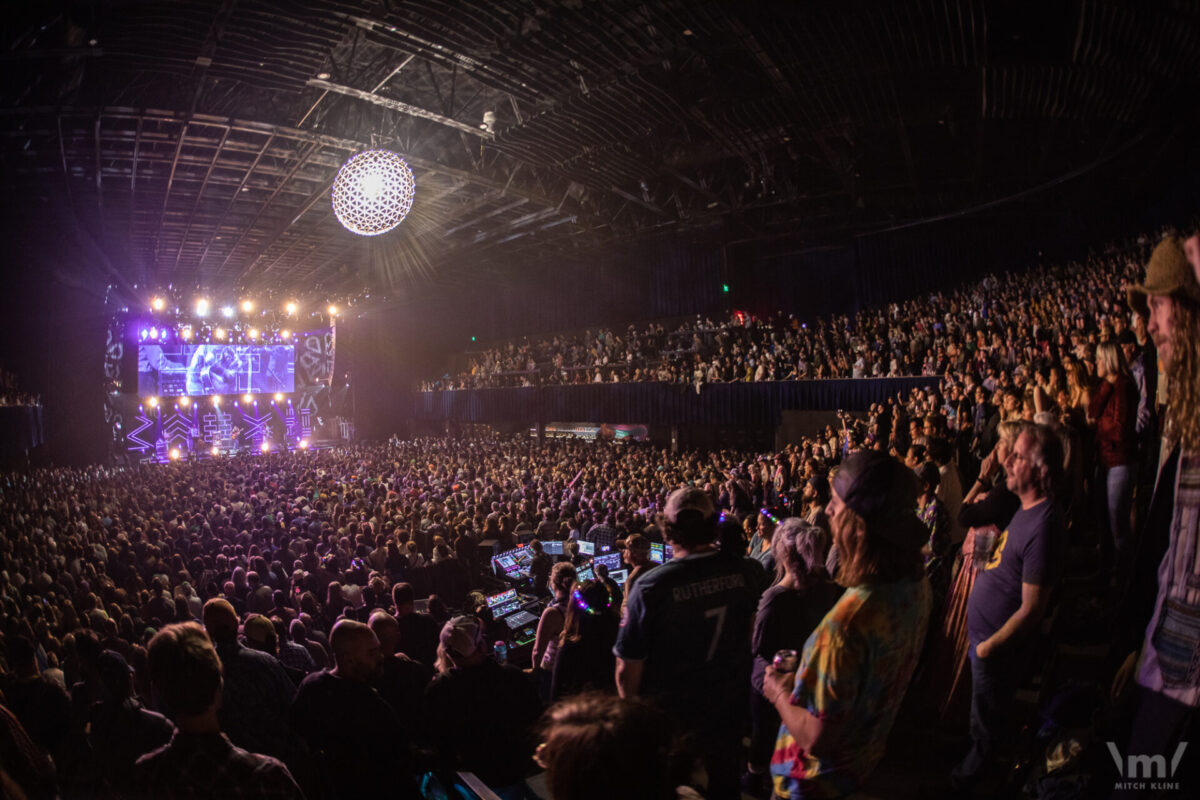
left=832, top=507, right=923, bottom=588
left=558, top=580, right=618, bottom=648
left=1166, top=298, right=1200, bottom=453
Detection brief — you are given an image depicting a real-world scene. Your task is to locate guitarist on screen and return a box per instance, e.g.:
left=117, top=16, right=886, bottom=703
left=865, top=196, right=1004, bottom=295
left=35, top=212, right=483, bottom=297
left=185, top=345, right=245, bottom=395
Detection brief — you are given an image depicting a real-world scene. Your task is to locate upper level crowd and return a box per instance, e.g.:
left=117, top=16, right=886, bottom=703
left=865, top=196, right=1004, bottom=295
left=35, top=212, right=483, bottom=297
left=422, top=234, right=1168, bottom=391
left=1, top=227, right=1198, bottom=800
left=0, top=365, right=40, bottom=408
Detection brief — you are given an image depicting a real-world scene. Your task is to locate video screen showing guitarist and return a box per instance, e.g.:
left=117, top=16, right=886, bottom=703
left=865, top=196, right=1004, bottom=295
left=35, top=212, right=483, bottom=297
left=185, top=345, right=246, bottom=395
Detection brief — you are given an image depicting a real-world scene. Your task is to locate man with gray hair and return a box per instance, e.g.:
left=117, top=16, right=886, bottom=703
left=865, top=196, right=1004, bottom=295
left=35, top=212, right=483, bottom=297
left=952, top=423, right=1066, bottom=790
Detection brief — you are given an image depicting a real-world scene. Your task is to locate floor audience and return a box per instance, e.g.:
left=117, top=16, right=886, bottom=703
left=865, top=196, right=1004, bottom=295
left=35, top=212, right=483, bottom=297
left=0, top=229, right=1197, bottom=798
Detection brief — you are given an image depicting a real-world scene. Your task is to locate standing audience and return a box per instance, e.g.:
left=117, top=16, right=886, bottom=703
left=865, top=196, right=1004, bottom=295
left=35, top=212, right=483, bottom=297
left=131, top=622, right=304, bottom=798
left=763, top=451, right=931, bottom=799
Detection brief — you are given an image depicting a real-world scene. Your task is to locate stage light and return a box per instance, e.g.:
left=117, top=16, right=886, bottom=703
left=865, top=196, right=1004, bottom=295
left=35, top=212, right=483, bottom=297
left=211, top=445, right=220, bottom=456
left=241, top=300, right=254, bottom=313
left=151, top=297, right=165, bottom=311
left=212, top=396, right=221, bottom=406
left=140, top=329, right=148, bottom=341
left=181, top=327, right=193, bottom=340
left=169, top=448, right=180, bottom=461
left=149, top=327, right=158, bottom=339
left=274, top=392, right=283, bottom=402
left=147, top=396, right=159, bottom=408
left=299, top=439, right=309, bottom=450
left=261, top=441, right=271, bottom=453
left=280, top=329, right=290, bottom=339
left=327, top=305, right=338, bottom=317
left=243, top=394, right=253, bottom=403
left=285, top=301, right=298, bottom=315
left=248, top=328, right=259, bottom=339
left=196, top=298, right=210, bottom=317
left=331, top=149, right=415, bottom=236
left=214, top=328, right=226, bottom=340
left=179, top=396, right=190, bottom=407
left=221, top=306, right=234, bottom=318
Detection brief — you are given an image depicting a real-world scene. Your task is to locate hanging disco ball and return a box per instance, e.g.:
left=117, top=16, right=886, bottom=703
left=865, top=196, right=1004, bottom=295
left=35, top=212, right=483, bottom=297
left=331, top=149, right=416, bottom=236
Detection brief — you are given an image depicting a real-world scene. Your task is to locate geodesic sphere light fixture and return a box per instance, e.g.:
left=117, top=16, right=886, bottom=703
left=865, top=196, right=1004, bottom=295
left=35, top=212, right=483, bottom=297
left=331, top=149, right=416, bottom=236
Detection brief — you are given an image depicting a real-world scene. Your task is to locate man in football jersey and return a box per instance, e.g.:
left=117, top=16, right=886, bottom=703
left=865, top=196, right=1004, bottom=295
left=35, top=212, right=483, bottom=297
left=615, top=486, right=763, bottom=799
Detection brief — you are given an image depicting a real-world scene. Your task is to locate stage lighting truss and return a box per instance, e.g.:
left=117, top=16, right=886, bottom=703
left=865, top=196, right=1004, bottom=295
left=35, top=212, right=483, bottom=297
left=331, top=149, right=415, bottom=236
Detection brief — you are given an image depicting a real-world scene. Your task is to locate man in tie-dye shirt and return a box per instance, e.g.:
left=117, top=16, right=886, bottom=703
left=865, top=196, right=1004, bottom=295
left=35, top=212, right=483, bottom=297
left=764, top=451, right=931, bottom=799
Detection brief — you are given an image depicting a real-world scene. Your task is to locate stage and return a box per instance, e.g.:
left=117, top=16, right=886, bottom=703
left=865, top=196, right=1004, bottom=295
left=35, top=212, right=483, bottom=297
left=137, top=437, right=346, bottom=464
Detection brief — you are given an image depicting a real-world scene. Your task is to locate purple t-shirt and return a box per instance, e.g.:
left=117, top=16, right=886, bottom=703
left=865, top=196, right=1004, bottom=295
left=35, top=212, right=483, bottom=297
left=967, top=498, right=1064, bottom=646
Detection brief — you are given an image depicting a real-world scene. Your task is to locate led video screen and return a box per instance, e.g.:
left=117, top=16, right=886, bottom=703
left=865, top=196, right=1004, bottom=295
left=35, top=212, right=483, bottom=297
left=138, top=344, right=295, bottom=396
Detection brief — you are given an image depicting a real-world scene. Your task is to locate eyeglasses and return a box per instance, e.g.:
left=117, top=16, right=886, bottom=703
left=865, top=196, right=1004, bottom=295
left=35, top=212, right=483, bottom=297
left=534, top=741, right=550, bottom=769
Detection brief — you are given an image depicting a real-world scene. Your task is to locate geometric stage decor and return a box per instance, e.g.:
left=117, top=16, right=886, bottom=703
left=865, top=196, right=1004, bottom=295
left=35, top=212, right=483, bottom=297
left=331, top=149, right=416, bottom=236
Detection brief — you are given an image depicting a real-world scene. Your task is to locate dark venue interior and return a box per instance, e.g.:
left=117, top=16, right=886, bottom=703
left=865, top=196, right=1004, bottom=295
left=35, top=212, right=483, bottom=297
left=1, top=2, right=1199, bottom=799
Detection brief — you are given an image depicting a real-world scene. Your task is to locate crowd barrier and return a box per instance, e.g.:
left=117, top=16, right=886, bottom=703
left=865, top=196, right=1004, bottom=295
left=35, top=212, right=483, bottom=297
left=411, top=377, right=942, bottom=427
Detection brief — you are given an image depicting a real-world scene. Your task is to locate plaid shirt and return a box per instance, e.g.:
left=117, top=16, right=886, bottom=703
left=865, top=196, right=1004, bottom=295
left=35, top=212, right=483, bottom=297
left=586, top=523, right=619, bottom=552
left=132, top=731, right=303, bottom=799
left=278, top=641, right=317, bottom=675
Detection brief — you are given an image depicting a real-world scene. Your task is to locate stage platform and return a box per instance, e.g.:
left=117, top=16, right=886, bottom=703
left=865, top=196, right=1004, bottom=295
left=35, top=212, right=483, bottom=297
left=139, top=438, right=346, bottom=464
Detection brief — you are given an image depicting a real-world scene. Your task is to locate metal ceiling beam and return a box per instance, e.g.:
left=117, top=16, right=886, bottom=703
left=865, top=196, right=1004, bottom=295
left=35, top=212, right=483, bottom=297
left=238, top=175, right=337, bottom=283
left=443, top=198, right=527, bottom=235
left=152, top=119, right=190, bottom=261
left=194, top=132, right=276, bottom=272
left=173, top=126, right=231, bottom=270
left=2, top=107, right=568, bottom=213
left=609, top=186, right=668, bottom=217
left=306, top=78, right=493, bottom=140
left=215, top=139, right=322, bottom=276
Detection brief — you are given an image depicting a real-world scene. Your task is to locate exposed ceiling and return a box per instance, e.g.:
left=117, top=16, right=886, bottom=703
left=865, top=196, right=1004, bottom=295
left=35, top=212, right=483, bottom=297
left=1, top=0, right=1198, bottom=311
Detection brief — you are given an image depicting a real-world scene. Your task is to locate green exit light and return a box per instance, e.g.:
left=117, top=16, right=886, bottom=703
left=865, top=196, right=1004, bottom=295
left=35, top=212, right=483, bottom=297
left=471, top=336, right=476, bottom=342
left=722, top=284, right=730, bottom=293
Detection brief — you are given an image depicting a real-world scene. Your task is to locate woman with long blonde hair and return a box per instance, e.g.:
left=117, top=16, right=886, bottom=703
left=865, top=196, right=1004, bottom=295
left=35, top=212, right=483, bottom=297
left=1064, top=359, right=1091, bottom=414
left=1087, top=341, right=1138, bottom=585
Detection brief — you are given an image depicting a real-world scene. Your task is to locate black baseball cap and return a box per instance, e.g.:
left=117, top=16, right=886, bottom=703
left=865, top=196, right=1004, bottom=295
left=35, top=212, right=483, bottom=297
left=832, top=451, right=927, bottom=550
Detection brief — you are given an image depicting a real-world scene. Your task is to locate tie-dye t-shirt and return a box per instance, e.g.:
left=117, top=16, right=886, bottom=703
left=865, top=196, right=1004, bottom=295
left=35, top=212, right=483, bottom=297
left=770, top=578, right=931, bottom=799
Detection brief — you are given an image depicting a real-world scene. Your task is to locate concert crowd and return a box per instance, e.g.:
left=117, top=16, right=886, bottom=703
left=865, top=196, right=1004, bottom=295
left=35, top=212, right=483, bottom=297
left=1, top=230, right=1199, bottom=799
left=422, top=235, right=1156, bottom=391
left=0, top=366, right=40, bottom=408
